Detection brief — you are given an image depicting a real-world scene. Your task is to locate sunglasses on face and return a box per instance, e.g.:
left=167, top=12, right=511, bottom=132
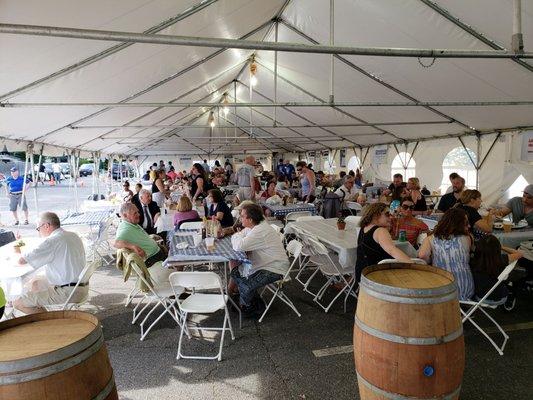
left=401, top=205, right=415, bottom=210
left=296, top=168, right=302, bottom=172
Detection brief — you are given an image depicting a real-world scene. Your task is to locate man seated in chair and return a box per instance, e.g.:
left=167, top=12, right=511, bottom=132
left=114, top=202, right=170, bottom=285
left=132, top=189, right=160, bottom=235
left=13, top=212, right=87, bottom=314
left=335, top=176, right=359, bottom=203
left=230, top=203, right=290, bottom=318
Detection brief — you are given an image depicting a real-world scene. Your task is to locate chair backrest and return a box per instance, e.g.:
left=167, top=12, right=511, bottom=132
left=345, top=215, right=361, bottom=226
left=180, top=221, right=203, bottom=230
left=177, top=217, right=202, bottom=229
left=321, top=192, right=341, bottom=219
left=286, top=239, right=303, bottom=259
left=286, top=211, right=312, bottom=222
left=169, top=271, right=223, bottom=291
left=79, top=259, right=101, bottom=284
left=306, top=237, right=329, bottom=256
left=270, top=223, right=282, bottom=233
left=296, top=215, right=324, bottom=222
left=346, top=201, right=362, bottom=211
left=498, top=260, right=517, bottom=282
left=378, top=258, right=427, bottom=265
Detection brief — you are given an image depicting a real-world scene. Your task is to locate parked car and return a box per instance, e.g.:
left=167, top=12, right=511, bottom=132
left=59, top=162, right=71, bottom=178
left=79, top=163, right=94, bottom=177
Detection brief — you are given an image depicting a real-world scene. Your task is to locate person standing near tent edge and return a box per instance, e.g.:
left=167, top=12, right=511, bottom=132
left=3, top=167, right=31, bottom=225
left=235, top=155, right=256, bottom=201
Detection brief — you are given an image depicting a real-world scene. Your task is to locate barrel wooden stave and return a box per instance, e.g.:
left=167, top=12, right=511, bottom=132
left=0, top=311, right=118, bottom=400
left=354, top=263, right=465, bottom=400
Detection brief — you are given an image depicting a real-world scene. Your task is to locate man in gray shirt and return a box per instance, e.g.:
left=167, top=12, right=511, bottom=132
left=235, top=155, right=256, bottom=201
left=496, top=184, right=533, bottom=226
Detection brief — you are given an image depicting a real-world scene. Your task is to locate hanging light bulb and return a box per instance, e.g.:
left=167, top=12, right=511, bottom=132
left=208, top=111, right=216, bottom=128
left=222, top=93, right=230, bottom=116
left=249, top=60, right=258, bottom=87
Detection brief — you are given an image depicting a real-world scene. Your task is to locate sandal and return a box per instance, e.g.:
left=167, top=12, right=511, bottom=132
left=24, top=220, right=29, bottom=225
left=13, top=221, right=19, bottom=226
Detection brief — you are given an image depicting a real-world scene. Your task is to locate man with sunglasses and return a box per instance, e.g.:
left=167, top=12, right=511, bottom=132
left=390, top=198, right=429, bottom=247
left=13, top=212, right=86, bottom=314
left=495, top=184, right=533, bottom=226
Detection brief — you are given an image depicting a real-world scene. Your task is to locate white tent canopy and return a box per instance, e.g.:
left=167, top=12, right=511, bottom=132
left=1, top=0, right=532, bottom=202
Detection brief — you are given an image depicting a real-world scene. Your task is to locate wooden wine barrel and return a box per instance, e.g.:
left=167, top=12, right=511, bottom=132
left=0, top=311, right=118, bottom=400
left=354, top=263, right=464, bottom=400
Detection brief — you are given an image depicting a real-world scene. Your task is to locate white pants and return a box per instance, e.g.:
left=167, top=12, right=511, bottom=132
left=238, top=187, right=255, bottom=201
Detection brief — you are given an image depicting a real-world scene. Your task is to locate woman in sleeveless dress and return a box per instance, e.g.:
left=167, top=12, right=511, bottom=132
left=355, top=203, right=411, bottom=282
left=418, top=207, right=474, bottom=300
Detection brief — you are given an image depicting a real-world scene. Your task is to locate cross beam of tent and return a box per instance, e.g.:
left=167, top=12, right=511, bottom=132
left=1, top=23, right=532, bottom=59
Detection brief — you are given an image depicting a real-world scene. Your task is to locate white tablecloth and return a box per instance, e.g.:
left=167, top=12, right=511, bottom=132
left=493, top=226, right=533, bottom=249
left=286, top=218, right=417, bottom=268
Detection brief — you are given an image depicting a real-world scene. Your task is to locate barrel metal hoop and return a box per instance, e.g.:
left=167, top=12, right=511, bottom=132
left=354, top=316, right=463, bottom=345
left=361, top=285, right=458, bottom=305
left=361, top=274, right=456, bottom=298
left=0, top=326, right=102, bottom=374
left=92, top=374, right=116, bottom=400
left=0, top=335, right=104, bottom=384
left=357, top=372, right=461, bottom=400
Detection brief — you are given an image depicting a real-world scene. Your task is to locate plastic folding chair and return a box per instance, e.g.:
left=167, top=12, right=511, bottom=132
left=169, top=271, right=234, bottom=361
left=258, top=240, right=303, bottom=322
left=291, top=228, right=321, bottom=287
left=45, top=258, right=102, bottom=311
left=295, top=215, right=324, bottom=222
left=129, top=261, right=187, bottom=341
left=378, top=258, right=427, bottom=265
left=304, top=238, right=357, bottom=313
left=345, top=201, right=362, bottom=215
left=460, top=261, right=517, bottom=355
left=345, top=215, right=361, bottom=227
left=285, top=211, right=312, bottom=224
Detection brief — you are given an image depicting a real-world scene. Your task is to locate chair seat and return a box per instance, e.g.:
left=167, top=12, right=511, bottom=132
left=180, top=294, right=228, bottom=313
left=310, top=254, right=353, bottom=276
left=149, top=284, right=176, bottom=298
left=462, top=297, right=507, bottom=308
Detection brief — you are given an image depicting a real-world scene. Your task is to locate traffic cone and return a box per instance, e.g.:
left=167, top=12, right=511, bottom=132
left=50, top=175, right=55, bottom=186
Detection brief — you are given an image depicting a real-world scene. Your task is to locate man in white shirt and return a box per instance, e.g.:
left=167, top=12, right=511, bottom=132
left=14, top=212, right=87, bottom=314
left=230, top=203, right=289, bottom=317
left=235, top=155, right=256, bottom=201
left=334, top=176, right=359, bottom=202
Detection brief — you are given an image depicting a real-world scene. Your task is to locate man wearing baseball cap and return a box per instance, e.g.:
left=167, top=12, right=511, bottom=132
left=4, top=166, right=31, bottom=225
left=496, top=184, right=533, bottom=226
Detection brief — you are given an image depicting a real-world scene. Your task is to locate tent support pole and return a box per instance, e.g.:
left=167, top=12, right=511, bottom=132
left=329, top=0, right=335, bottom=104
left=19, top=147, right=30, bottom=227
left=274, top=21, right=278, bottom=126
left=512, top=0, right=524, bottom=53
left=29, top=145, right=39, bottom=217
left=361, top=147, right=370, bottom=167
left=478, top=133, right=502, bottom=169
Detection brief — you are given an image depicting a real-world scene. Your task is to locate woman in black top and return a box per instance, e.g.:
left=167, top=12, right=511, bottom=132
left=405, top=177, right=428, bottom=215
left=470, top=235, right=523, bottom=301
left=206, top=189, right=234, bottom=228
left=355, top=203, right=411, bottom=282
left=151, top=169, right=168, bottom=207
left=456, top=189, right=493, bottom=233
left=190, top=163, right=207, bottom=202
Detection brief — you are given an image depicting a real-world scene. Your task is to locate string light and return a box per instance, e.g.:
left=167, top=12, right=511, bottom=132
left=222, top=93, right=230, bottom=116
left=208, top=111, right=215, bottom=128
left=249, top=60, right=258, bottom=87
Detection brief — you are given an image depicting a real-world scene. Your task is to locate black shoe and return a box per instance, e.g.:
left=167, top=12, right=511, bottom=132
left=503, top=294, right=516, bottom=312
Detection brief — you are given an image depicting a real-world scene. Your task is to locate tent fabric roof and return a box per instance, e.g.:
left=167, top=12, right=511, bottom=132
left=1, top=0, right=532, bottom=156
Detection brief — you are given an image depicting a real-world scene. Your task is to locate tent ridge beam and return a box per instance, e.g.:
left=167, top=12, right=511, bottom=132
left=3, top=23, right=533, bottom=58
left=0, top=0, right=219, bottom=101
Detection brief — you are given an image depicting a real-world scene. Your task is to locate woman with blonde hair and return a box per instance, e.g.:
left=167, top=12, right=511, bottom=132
left=404, top=177, right=428, bottom=215
left=355, top=203, right=411, bottom=281
left=173, top=195, right=200, bottom=228
left=456, top=189, right=493, bottom=233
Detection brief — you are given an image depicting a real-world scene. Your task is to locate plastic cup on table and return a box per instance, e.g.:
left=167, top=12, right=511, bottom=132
left=502, top=221, right=513, bottom=233
left=205, top=237, right=215, bottom=251
left=192, top=234, right=202, bottom=247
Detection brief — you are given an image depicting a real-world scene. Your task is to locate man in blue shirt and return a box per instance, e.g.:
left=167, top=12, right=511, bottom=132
left=4, top=167, right=31, bottom=225
left=281, top=160, right=295, bottom=184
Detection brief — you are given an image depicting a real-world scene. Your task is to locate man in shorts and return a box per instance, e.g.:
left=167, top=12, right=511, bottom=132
left=4, top=167, right=31, bottom=225
left=13, top=212, right=87, bottom=314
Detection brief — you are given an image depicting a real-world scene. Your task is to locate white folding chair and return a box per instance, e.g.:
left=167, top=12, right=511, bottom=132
left=345, top=201, right=362, bottom=215
left=45, top=258, right=102, bottom=311
left=304, top=238, right=357, bottom=313
left=130, top=261, right=187, bottom=341
left=169, top=271, right=234, bottom=361
left=378, top=258, right=427, bottom=265
left=292, top=228, right=321, bottom=287
left=285, top=211, right=312, bottom=224
left=270, top=223, right=282, bottom=233
left=258, top=240, right=303, bottom=323
left=345, top=215, right=361, bottom=227
left=180, top=221, right=203, bottom=230
left=460, top=261, right=517, bottom=355
left=295, top=215, right=324, bottom=222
